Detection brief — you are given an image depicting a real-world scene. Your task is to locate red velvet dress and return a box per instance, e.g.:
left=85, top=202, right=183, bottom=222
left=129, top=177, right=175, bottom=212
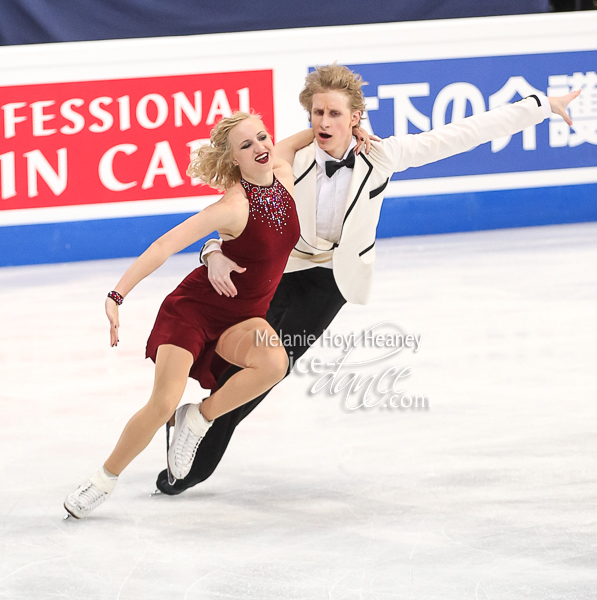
left=146, top=176, right=299, bottom=391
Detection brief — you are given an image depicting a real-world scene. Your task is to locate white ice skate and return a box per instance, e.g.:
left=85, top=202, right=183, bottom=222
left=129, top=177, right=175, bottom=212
left=166, top=403, right=212, bottom=483
left=64, top=468, right=117, bottom=519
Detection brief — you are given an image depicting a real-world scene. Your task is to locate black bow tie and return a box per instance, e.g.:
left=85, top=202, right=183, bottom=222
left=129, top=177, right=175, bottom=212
left=325, top=150, right=355, bottom=178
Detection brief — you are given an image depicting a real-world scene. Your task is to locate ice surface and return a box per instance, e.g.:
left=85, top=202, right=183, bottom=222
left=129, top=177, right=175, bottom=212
left=1, top=223, right=596, bottom=599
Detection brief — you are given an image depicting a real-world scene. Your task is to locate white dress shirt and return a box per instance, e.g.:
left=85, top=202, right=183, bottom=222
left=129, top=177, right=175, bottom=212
left=314, top=137, right=357, bottom=268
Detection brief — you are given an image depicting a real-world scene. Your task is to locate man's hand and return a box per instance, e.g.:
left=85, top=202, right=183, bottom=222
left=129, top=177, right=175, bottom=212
left=206, top=251, right=246, bottom=297
left=353, top=126, right=381, bottom=155
left=548, top=89, right=581, bottom=126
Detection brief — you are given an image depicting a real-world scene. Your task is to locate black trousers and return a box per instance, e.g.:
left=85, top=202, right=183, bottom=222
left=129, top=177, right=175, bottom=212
left=156, top=267, right=347, bottom=494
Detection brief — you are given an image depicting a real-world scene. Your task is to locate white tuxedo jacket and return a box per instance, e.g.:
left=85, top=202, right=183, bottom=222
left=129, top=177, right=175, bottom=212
left=286, top=96, right=548, bottom=305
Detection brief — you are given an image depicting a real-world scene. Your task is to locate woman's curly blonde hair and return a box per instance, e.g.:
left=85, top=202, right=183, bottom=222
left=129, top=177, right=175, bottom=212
left=299, top=63, right=367, bottom=125
left=187, top=111, right=260, bottom=191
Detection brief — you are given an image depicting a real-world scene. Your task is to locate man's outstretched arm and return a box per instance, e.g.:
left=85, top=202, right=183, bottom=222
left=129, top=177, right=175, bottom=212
left=376, top=91, right=580, bottom=174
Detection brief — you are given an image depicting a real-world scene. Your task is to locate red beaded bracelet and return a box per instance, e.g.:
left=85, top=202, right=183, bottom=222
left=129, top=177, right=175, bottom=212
left=107, top=290, right=124, bottom=305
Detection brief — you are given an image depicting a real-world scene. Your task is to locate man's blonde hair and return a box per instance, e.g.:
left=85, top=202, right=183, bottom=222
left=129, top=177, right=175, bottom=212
left=298, top=63, right=367, bottom=123
left=187, top=112, right=262, bottom=191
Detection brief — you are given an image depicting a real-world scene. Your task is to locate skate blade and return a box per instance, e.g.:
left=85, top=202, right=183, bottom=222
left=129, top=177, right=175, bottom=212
left=149, top=489, right=162, bottom=497
left=167, top=466, right=177, bottom=486
left=165, top=420, right=177, bottom=486
left=63, top=504, right=80, bottom=520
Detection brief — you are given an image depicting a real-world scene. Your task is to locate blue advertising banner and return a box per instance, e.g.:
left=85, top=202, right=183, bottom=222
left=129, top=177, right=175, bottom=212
left=339, top=51, right=597, bottom=237
left=349, top=51, right=597, bottom=180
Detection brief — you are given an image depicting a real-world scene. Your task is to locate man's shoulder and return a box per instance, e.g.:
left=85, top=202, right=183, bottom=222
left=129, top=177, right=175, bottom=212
left=292, top=142, right=317, bottom=177
left=295, top=142, right=316, bottom=158
left=363, top=137, right=402, bottom=174
left=369, top=137, right=399, bottom=158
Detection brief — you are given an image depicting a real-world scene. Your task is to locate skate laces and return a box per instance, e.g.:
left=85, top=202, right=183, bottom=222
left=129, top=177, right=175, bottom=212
left=174, top=426, right=203, bottom=468
left=72, top=481, right=107, bottom=509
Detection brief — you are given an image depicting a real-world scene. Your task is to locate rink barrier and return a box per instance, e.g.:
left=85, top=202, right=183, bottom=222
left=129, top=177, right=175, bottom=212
left=1, top=12, right=596, bottom=266
left=377, top=182, right=597, bottom=237
left=0, top=214, right=216, bottom=266
left=2, top=182, right=596, bottom=266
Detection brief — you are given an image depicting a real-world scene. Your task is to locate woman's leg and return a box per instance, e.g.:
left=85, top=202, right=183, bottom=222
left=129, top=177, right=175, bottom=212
left=104, top=344, right=194, bottom=475
left=199, top=317, right=288, bottom=422
left=157, top=268, right=346, bottom=494
left=65, top=344, right=194, bottom=518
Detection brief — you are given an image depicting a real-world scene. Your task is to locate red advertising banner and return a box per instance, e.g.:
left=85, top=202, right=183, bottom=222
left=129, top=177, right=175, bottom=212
left=0, top=70, right=274, bottom=211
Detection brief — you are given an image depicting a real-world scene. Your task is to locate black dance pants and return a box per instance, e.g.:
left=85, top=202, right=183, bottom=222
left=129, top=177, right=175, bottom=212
left=156, top=266, right=347, bottom=494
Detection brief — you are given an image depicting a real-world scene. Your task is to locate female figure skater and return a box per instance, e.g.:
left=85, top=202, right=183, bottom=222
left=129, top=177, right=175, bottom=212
left=63, top=112, right=339, bottom=519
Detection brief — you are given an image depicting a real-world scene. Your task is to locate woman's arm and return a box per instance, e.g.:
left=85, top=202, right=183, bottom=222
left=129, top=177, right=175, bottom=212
left=274, top=126, right=378, bottom=169
left=113, top=195, right=243, bottom=297
left=105, top=191, right=246, bottom=346
left=273, top=129, right=315, bottom=168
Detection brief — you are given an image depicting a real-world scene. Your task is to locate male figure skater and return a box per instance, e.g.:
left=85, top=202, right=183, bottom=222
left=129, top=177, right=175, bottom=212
left=157, top=64, right=577, bottom=494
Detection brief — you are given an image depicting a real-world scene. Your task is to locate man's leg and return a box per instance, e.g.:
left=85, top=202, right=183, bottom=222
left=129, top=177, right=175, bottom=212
left=156, top=268, right=346, bottom=494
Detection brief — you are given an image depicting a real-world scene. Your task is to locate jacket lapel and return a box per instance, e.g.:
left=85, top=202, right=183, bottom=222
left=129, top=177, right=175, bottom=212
left=292, top=144, right=318, bottom=248
left=343, top=152, right=373, bottom=226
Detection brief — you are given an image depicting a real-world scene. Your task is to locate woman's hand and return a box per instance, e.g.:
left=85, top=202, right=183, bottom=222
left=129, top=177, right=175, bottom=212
left=353, top=126, right=381, bottom=155
left=206, top=251, right=246, bottom=297
left=548, top=89, right=581, bottom=126
left=105, top=297, right=120, bottom=347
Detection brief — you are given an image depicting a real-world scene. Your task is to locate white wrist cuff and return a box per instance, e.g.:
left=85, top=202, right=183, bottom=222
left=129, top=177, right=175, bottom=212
left=534, top=93, right=552, bottom=119
left=200, top=238, right=223, bottom=266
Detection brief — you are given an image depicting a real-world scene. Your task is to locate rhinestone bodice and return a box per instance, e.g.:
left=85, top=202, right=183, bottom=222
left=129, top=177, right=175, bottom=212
left=216, top=175, right=299, bottom=301
left=240, top=176, right=290, bottom=233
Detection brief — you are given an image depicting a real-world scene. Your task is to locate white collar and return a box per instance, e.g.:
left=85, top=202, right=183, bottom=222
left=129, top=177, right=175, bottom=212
left=314, top=137, right=357, bottom=168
